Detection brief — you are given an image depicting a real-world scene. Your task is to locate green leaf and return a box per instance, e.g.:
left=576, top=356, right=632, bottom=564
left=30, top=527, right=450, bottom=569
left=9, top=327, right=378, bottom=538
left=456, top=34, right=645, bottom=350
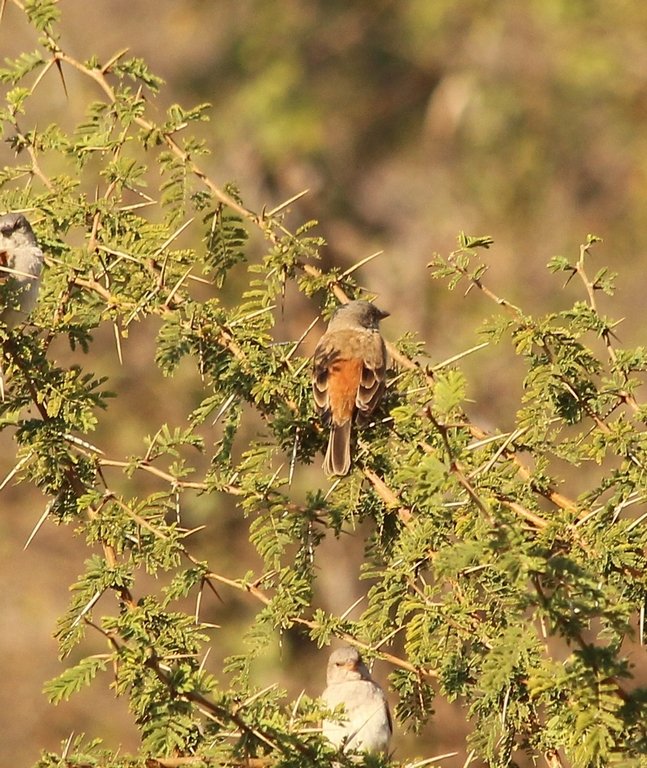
left=432, top=369, right=467, bottom=416
left=43, top=656, right=108, bottom=704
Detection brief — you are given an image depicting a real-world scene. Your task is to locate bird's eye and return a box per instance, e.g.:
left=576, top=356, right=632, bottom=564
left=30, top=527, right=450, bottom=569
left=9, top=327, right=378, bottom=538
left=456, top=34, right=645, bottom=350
left=1, top=219, right=21, bottom=235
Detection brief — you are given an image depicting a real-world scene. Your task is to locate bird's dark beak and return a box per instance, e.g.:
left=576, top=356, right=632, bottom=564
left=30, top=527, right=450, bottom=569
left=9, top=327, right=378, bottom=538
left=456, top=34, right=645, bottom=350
left=377, top=308, right=390, bottom=320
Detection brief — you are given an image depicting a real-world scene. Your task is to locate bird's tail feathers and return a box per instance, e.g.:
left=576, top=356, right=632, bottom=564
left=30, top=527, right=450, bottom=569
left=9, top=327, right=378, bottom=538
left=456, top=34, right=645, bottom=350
left=324, top=421, right=352, bottom=476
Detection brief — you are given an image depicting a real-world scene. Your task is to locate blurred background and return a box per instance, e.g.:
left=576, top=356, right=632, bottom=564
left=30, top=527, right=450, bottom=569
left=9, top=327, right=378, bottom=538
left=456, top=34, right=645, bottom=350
left=3, top=0, right=647, bottom=764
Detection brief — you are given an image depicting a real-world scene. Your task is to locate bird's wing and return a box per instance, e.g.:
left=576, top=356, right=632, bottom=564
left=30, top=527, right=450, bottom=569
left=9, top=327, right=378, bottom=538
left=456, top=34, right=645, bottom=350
left=384, top=690, right=393, bottom=737
left=356, top=336, right=387, bottom=424
left=312, top=337, right=340, bottom=418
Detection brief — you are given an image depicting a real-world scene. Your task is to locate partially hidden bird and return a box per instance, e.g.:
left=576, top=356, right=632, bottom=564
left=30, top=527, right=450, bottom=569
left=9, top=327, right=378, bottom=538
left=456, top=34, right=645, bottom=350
left=0, top=212, right=43, bottom=326
left=0, top=212, right=44, bottom=397
left=312, top=300, right=389, bottom=476
left=321, top=646, right=392, bottom=754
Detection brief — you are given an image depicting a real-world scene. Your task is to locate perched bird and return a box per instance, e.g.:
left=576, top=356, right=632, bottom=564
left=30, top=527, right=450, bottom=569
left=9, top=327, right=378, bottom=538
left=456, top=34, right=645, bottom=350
left=321, top=646, right=392, bottom=754
left=0, top=212, right=43, bottom=327
left=312, top=300, right=389, bottom=476
left=0, top=213, right=44, bottom=397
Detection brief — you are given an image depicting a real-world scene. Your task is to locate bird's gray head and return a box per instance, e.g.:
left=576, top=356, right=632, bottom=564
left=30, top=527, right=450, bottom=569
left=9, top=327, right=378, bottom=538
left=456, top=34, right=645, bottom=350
left=326, top=646, right=372, bottom=684
left=327, top=300, right=389, bottom=332
left=0, top=213, right=38, bottom=252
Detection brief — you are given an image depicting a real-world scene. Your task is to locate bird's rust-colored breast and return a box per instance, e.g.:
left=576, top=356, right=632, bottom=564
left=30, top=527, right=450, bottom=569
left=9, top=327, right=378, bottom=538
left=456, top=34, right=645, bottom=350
left=327, top=357, right=363, bottom=424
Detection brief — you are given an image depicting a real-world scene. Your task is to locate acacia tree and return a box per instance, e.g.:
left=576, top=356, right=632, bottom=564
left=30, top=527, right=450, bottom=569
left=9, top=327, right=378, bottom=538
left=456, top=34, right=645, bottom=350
left=2, top=3, right=647, bottom=767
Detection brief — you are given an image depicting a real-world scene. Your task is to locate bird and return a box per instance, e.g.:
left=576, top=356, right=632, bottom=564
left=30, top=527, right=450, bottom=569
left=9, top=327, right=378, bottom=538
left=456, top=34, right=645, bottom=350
left=321, top=646, right=392, bottom=754
left=0, top=212, right=44, bottom=397
left=312, top=300, right=389, bottom=476
left=0, top=212, right=43, bottom=326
